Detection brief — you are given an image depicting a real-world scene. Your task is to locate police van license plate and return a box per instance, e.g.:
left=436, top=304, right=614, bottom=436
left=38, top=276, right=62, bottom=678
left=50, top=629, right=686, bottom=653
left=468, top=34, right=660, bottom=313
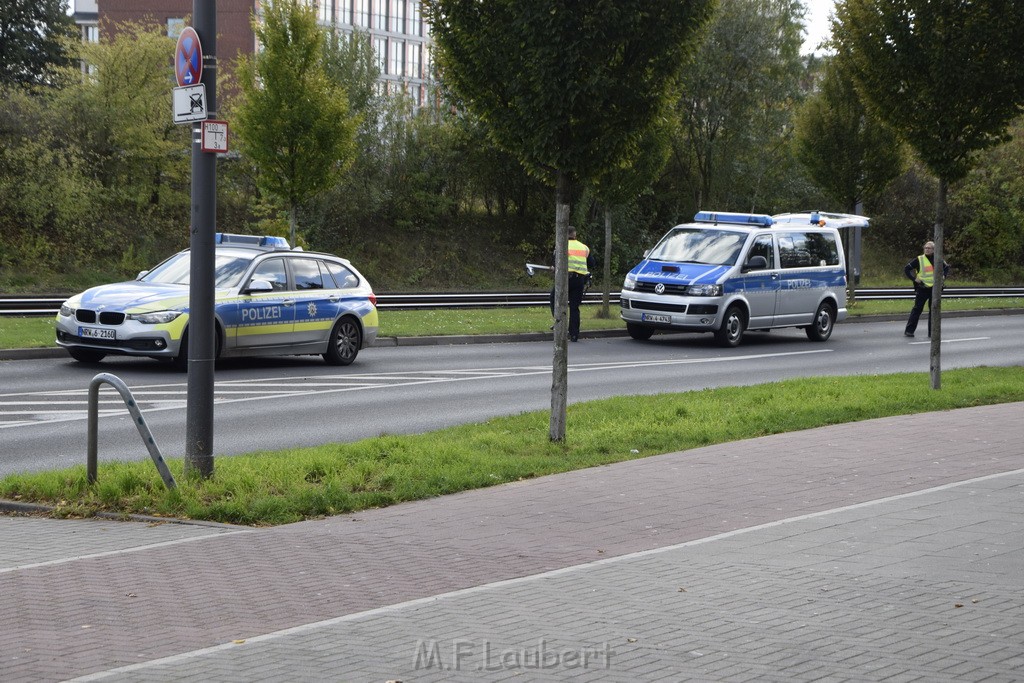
left=80, top=327, right=115, bottom=340
left=641, top=313, right=671, bottom=324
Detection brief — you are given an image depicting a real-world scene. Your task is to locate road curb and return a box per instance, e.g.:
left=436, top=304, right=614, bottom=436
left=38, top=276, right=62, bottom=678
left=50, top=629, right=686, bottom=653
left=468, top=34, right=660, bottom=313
left=3, top=308, right=1021, bottom=361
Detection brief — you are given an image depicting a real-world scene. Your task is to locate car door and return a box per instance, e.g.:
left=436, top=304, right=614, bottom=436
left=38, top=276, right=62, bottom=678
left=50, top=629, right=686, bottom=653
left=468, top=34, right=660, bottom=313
left=231, top=257, right=296, bottom=349
left=288, top=257, right=339, bottom=345
left=739, top=233, right=780, bottom=329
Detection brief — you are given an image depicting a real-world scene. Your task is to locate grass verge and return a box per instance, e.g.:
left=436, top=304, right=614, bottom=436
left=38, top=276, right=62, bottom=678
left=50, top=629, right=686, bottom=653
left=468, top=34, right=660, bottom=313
left=3, top=297, right=1023, bottom=349
left=2, top=366, right=1022, bottom=526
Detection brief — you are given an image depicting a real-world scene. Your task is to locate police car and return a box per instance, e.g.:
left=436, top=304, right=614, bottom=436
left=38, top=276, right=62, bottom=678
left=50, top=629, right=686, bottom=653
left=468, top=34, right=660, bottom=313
left=55, top=234, right=379, bottom=369
left=620, top=211, right=869, bottom=347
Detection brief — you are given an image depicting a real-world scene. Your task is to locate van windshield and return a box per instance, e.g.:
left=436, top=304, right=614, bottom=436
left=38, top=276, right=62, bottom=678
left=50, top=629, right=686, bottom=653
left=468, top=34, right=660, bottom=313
left=647, top=228, right=746, bottom=265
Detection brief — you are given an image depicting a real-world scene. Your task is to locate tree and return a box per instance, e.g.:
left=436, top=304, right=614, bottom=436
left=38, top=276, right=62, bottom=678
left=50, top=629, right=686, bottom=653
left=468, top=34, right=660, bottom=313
left=673, top=0, right=806, bottom=211
left=834, top=0, right=1024, bottom=389
left=793, top=56, right=903, bottom=301
left=590, top=119, right=672, bottom=318
left=233, top=0, right=359, bottom=247
left=0, top=0, right=76, bottom=90
left=423, top=0, right=714, bottom=442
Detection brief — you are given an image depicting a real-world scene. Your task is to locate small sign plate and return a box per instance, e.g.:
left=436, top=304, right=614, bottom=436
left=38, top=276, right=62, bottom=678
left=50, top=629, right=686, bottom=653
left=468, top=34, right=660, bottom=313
left=201, top=120, right=229, bottom=153
left=173, top=84, right=207, bottom=124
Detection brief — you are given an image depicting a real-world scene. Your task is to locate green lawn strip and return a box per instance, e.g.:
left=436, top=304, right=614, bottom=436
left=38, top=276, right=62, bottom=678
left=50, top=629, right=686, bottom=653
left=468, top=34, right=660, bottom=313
left=5, top=297, right=1023, bottom=348
left=2, top=366, right=1022, bottom=526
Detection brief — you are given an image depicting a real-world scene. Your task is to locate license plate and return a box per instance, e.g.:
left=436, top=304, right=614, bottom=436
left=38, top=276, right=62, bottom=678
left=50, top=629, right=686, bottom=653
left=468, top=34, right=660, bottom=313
left=641, top=313, right=671, bottom=324
left=79, top=327, right=115, bottom=340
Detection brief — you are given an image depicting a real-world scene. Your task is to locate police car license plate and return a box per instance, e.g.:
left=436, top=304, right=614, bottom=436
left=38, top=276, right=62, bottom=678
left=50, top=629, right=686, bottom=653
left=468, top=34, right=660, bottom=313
left=80, top=327, right=115, bottom=340
left=641, top=313, right=671, bottom=324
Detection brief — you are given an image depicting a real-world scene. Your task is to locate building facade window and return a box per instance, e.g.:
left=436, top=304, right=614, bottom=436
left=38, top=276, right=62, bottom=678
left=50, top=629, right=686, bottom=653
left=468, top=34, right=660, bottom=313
left=354, top=0, right=370, bottom=27
left=406, top=41, right=420, bottom=80
left=317, top=0, right=333, bottom=23
left=407, top=0, right=420, bottom=36
left=389, top=0, right=404, bottom=33
left=337, top=0, right=352, bottom=24
left=389, top=38, right=405, bottom=77
left=373, top=36, right=387, bottom=74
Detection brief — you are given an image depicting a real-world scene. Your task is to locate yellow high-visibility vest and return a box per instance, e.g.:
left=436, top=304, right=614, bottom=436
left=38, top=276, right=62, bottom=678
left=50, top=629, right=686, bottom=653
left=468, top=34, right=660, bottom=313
left=568, top=239, right=589, bottom=275
left=917, top=254, right=934, bottom=287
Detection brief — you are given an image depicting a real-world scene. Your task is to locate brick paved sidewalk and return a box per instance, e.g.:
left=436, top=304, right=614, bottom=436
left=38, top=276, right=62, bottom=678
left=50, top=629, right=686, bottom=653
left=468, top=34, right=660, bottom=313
left=1, top=403, right=1022, bottom=682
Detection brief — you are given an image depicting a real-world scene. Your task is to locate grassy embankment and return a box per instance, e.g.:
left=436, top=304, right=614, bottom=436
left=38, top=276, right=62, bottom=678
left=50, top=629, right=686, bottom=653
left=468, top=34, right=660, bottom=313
left=1, top=367, right=1023, bottom=525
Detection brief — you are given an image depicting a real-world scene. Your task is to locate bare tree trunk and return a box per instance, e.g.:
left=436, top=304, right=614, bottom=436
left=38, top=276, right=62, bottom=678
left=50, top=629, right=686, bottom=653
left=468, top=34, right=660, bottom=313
left=599, top=204, right=613, bottom=318
left=930, top=178, right=946, bottom=390
left=289, top=207, right=298, bottom=248
left=549, top=171, right=570, bottom=442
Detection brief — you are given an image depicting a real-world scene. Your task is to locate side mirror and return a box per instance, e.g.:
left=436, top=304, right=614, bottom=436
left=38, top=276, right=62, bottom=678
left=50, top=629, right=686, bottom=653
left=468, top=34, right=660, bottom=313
left=743, top=255, right=768, bottom=272
left=643, top=249, right=651, bottom=259
left=244, top=278, right=274, bottom=294
left=136, top=270, right=149, bottom=280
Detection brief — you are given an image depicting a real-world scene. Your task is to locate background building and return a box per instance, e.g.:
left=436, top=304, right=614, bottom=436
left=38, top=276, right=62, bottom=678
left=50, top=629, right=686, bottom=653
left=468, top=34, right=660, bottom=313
left=70, top=0, right=432, bottom=106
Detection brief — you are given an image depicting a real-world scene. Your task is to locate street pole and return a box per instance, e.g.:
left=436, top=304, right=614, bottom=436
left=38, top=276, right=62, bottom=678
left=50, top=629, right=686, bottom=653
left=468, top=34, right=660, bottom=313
left=185, top=0, right=217, bottom=478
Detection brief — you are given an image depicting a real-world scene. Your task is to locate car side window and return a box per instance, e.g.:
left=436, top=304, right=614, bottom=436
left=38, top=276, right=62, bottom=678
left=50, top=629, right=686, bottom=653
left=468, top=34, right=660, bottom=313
left=292, top=258, right=326, bottom=290
left=324, top=261, right=359, bottom=289
left=748, top=234, right=775, bottom=268
left=250, top=258, right=288, bottom=291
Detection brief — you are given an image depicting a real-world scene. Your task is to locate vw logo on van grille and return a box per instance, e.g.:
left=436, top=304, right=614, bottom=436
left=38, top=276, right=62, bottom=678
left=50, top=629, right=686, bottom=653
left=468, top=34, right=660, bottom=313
left=654, top=283, right=665, bottom=295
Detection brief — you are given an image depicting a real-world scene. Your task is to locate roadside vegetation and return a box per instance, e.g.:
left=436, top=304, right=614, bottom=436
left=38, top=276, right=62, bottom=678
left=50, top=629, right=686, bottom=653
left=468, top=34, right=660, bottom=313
left=3, top=297, right=1022, bottom=350
left=1, top=366, right=1022, bottom=526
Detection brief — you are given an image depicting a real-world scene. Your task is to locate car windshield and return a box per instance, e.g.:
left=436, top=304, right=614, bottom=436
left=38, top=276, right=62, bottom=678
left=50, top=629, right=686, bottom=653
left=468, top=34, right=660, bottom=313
left=140, top=251, right=254, bottom=288
left=647, top=228, right=746, bottom=265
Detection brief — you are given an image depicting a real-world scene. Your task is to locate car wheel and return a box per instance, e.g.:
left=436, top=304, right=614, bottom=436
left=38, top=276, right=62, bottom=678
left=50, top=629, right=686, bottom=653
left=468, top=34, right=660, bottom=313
left=806, top=301, right=836, bottom=342
left=68, top=348, right=106, bottom=363
left=626, top=323, right=654, bottom=341
left=714, top=305, right=746, bottom=347
left=324, top=316, right=361, bottom=366
left=172, top=327, right=222, bottom=372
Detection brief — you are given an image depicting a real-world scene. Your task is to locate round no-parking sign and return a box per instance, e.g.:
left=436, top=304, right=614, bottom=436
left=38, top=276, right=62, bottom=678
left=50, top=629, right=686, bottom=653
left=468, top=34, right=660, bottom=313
left=175, top=27, right=203, bottom=87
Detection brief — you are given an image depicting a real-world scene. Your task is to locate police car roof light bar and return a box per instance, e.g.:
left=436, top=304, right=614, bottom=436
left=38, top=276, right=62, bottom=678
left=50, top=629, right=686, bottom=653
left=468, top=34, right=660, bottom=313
left=694, top=211, right=774, bottom=227
left=214, top=233, right=291, bottom=249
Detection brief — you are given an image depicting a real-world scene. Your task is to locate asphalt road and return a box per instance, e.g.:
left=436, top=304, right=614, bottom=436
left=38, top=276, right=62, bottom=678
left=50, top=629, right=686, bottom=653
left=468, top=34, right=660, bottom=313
left=1, top=313, right=1022, bottom=477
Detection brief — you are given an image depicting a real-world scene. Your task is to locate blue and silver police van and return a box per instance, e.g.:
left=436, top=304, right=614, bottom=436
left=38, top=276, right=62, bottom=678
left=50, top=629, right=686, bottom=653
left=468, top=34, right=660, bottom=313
left=619, top=211, right=869, bottom=347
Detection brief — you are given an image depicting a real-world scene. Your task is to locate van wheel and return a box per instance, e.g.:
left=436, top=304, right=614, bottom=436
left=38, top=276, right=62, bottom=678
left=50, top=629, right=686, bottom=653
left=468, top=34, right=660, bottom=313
left=626, top=323, right=654, bottom=341
left=69, top=348, right=106, bottom=363
left=324, top=316, right=361, bottom=366
left=806, top=302, right=836, bottom=342
left=714, top=305, right=746, bottom=347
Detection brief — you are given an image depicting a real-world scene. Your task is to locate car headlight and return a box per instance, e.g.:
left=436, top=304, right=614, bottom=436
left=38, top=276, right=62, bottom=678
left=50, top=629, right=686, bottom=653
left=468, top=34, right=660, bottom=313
left=684, top=284, right=722, bottom=297
left=127, top=310, right=182, bottom=324
left=59, top=303, right=75, bottom=317
left=623, top=274, right=637, bottom=291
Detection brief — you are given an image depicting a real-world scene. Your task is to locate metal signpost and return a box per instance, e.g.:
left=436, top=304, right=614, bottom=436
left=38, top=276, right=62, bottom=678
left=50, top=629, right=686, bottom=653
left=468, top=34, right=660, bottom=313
left=171, top=6, right=218, bottom=478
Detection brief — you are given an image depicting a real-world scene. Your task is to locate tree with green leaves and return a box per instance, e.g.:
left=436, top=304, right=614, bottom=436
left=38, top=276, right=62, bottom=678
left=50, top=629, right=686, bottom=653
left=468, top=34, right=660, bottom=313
left=233, top=0, right=359, bottom=247
left=793, top=56, right=903, bottom=302
left=674, top=0, right=806, bottom=211
left=834, top=0, right=1024, bottom=389
left=0, top=0, right=76, bottom=90
left=422, top=0, right=714, bottom=442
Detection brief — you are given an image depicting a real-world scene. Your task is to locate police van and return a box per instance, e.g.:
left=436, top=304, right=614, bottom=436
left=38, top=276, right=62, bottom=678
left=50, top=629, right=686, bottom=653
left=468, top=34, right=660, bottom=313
left=619, top=211, right=869, bottom=347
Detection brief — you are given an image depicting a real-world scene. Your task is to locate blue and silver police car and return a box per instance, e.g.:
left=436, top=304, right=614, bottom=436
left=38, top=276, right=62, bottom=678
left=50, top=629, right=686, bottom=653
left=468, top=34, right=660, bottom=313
left=620, top=211, right=869, bottom=347
left=55, top=234, right=379, bottom=369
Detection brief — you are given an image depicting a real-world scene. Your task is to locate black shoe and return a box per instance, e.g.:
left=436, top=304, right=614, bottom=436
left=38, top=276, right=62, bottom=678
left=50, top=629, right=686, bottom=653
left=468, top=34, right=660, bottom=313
left=904, top=332, right=914, bottom=337
left=570, top=336, right=578, bottom=342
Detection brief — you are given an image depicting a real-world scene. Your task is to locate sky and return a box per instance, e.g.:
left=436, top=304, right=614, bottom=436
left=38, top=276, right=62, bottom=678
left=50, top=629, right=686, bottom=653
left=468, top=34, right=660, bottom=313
left=802, top=0, right=838, bottom=55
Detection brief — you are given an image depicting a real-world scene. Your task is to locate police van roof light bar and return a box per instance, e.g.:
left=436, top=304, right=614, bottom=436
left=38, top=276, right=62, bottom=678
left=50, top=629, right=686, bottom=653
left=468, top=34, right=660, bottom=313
left=694, top=211, right=774, bottom=227
left=214, top=233, right=291, bottom=248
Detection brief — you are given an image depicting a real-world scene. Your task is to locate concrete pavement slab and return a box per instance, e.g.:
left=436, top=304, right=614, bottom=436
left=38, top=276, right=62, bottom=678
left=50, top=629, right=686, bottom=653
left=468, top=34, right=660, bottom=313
left=0, top=402, right=1022, bottom=681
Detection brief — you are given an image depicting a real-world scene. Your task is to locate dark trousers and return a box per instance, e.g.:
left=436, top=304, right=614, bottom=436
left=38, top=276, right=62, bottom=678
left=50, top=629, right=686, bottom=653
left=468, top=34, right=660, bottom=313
left=549, top=274, right=588, bottom=339
left=905, top=286, right=934, bottom=335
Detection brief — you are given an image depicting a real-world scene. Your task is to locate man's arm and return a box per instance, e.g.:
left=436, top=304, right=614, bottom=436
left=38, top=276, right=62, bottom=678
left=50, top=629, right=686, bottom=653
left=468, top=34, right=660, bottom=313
left=904, top=259, right=919, bottom=282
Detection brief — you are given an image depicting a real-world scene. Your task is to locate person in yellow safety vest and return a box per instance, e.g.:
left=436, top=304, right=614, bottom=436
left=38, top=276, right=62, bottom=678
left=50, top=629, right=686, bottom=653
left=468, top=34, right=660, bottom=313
left=903, top=240, right=950, bottom=337
left=549, top=227, right=596, bottom=342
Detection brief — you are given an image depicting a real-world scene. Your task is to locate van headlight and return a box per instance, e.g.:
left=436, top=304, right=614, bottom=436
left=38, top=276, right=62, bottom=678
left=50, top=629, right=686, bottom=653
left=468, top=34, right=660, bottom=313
left=623, top=274, right=637, bottom=291
left=127, top=310, right=182, bottom=324
left=684, top=284, right=722, bottom=296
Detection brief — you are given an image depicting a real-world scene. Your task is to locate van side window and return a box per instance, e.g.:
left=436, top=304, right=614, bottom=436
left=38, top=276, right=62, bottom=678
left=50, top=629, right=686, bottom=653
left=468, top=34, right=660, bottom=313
left=748, top=234, right=775, bottom=268
left=778, top=231, right=839, bottom=268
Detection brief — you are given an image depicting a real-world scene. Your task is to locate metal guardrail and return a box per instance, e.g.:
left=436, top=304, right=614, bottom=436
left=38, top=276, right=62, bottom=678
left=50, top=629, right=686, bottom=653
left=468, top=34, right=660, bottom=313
left=2, top=287, right=1023, bottom=316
